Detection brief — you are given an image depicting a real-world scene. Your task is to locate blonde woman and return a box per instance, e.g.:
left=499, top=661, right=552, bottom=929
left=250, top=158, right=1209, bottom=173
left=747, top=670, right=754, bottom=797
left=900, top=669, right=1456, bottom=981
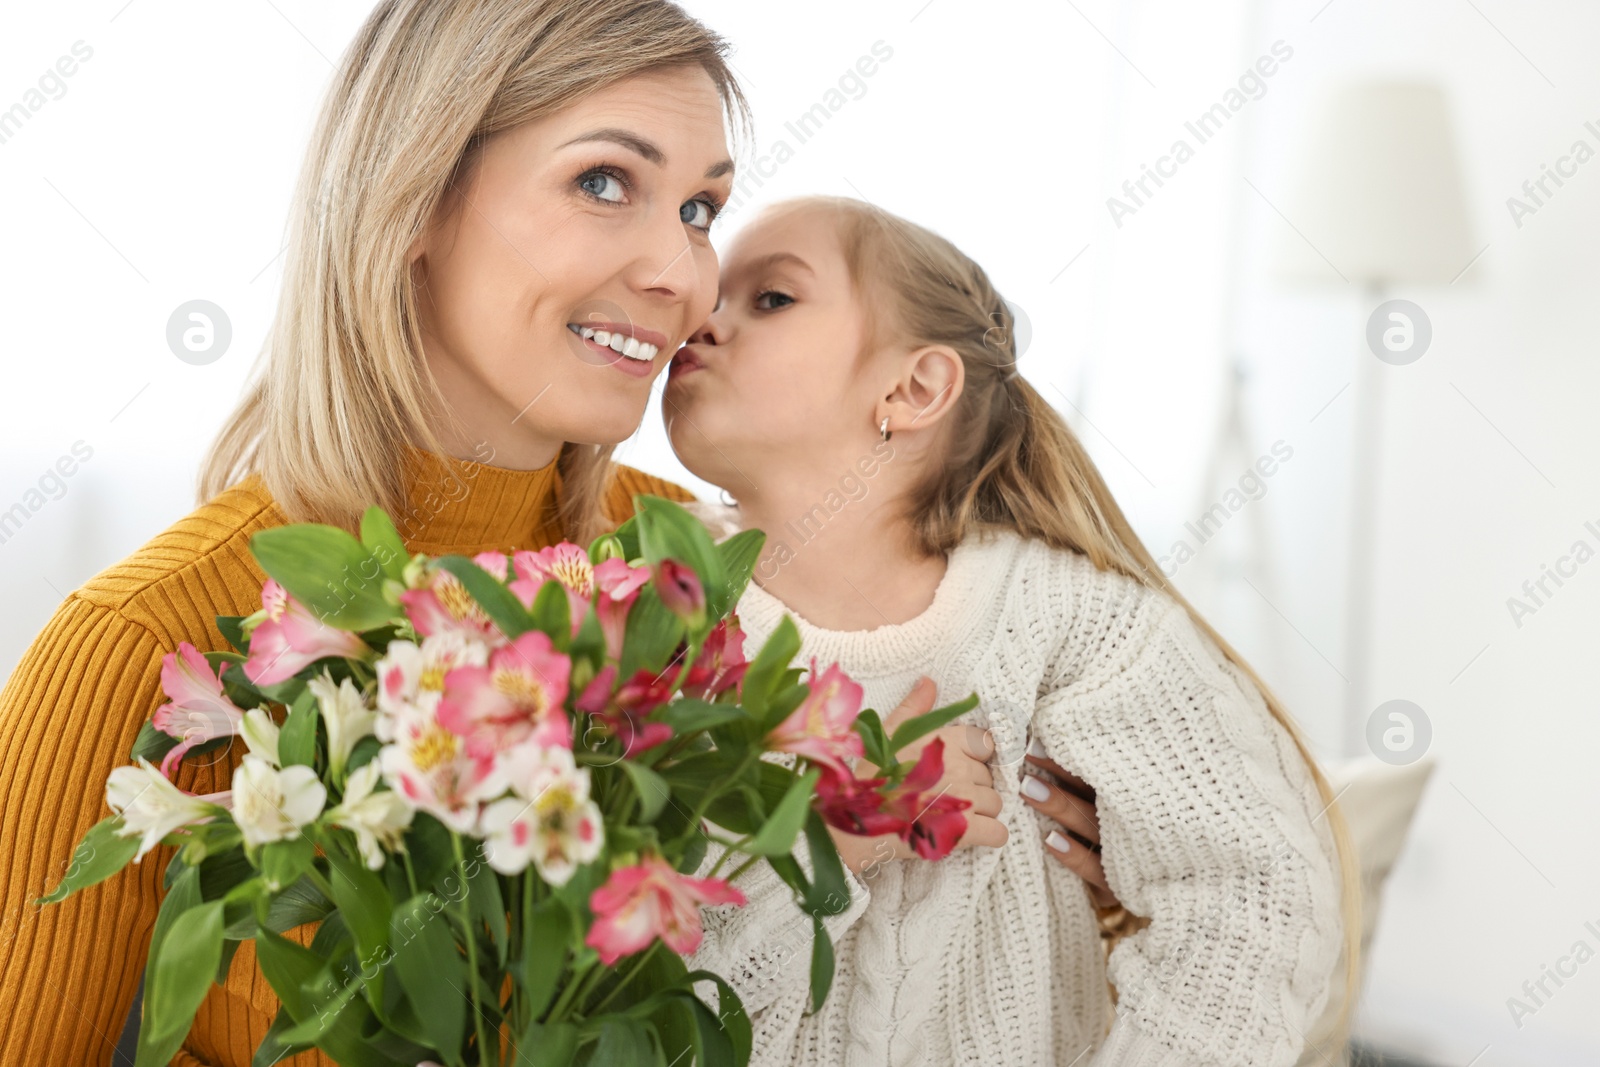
left=0, top=3, right=1025, bottom=1064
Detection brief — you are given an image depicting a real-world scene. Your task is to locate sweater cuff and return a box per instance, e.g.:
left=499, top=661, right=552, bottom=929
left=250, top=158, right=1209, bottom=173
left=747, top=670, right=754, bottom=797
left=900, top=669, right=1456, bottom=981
left=1087, top=1021, right=1208, bottom=1067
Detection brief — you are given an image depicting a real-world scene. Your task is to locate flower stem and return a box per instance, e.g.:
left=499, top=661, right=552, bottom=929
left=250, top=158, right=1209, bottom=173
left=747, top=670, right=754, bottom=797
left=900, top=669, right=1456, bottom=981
left=586, top=941, right=661, bottom=1017
left=451, top=832, right=494, bottom=1067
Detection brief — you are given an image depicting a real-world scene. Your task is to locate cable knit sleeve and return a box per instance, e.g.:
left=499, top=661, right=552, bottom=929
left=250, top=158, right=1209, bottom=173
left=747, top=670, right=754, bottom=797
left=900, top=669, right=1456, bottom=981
left=1030, top=557, right=1342, bottom=1067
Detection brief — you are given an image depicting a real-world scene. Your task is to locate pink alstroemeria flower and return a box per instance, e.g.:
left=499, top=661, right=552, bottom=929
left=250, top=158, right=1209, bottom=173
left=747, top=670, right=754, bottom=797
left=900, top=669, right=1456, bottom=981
left=243, top=579, right=371, bottom=686
left=765, top=659, right=866, bottom=779
left=654, top=560, right=705, bottom=628
left=398, top=569, right=503, bottom=646
left=682, top=617, right=748, bottom=700
left=509, top=543, right=593, bottom=629
left=593, top=557, right=651, bottom=660
left=152, top=642, right=249, bottom=779
left=878, top=737, right=971, bottom=860
left=435, top=630, right=573, bottom=757
left=574, top=665, right=673, bottom=758
left=377, top=707, right=503, bottom=834
left=472, top=551, right=510, bottom=582
left=585, top=853, right=746, bottom=965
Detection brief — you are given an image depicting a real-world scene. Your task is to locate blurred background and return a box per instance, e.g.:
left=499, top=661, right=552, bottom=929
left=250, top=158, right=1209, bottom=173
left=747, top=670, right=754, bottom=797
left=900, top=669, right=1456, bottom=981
left=2, top=1, right=1596, bottom=1063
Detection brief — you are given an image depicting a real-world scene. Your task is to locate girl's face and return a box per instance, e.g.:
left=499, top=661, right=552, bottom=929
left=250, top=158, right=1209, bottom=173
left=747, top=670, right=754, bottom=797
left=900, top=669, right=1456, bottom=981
left=663, top=208, right=884, bottom=495
left=409, top=66, right=733, bottom=454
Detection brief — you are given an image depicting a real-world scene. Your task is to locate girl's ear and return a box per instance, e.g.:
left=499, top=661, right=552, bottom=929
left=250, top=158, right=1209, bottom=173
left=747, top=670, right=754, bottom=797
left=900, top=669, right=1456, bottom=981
left=881, top=344, right=965, bottom=434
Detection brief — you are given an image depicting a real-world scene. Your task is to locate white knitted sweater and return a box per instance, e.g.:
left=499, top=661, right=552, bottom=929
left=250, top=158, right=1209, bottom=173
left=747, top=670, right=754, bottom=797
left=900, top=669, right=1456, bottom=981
left=684, top=522, right=1344, bottom=1067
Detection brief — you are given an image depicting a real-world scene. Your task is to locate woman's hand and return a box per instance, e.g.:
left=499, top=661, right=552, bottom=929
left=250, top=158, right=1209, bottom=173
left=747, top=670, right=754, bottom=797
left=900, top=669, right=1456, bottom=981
left=1020, top=744, right=1122, bottom=910
left=827, top=676, right=1008, bottom=877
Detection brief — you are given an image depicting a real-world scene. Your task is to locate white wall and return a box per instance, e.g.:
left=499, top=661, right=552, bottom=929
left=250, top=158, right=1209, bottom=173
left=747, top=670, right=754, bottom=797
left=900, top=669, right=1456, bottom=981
left=1, top=1, right=1595, bottom=1062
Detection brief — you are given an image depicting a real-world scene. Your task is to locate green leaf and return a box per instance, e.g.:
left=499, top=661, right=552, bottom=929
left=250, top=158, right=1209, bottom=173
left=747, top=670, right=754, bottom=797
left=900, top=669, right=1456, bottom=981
left=403, top=812, right=456, bottom=893
left=517, top=1020, right=578, bottom=1067
left=738, top=616, right=800, bottom=719
left=278, top=685, right=319, bottom=768
left=263, top=872, right=334, bottom=933
left=252, top=1007, right=313, bottom=1066
left=887, top=692, right=981, bottom=758
left=619, top=759, right=671, bottom=823
left=852, top=707, right=891, bottom=772
left=746, top=768, right=820, bottom=857
left=808, top=914, right=835, bottom=1015
left=434, top=554, right=534, bottom=640
left=139, top=899, right=224, bottom=1063
left=759, top=681, right=810, bottom=734
left=466, top=849, right=509, bottom=966
left=325, top=843, right=392, bottom=1003
left=682, top=970, right=751, bottom=1065
left=34, top=816, right=141, bottom=905
left=657, top=698, right=748, bottom=736
left=259, top=835, right=315, bottom=892
left=634, top=496, right=726, bottom=610
left=391, top=891, right=466, bottom=1054
left=216, top=615, right=252, bottom=655
left=520, top=897, right=571, bottom=1022
left=358, top=506, right=410, bottom=582
left=529, top=576, right=574, bottom=648
left=619, top=586, right=685, bottom=678
left=592, top=1016, right=656, bottom=1066
left=714, top=528, right=766, bottom=611
left=802, top=811, right=850, bottom=917
left=250, top=523, right=395, bottom=630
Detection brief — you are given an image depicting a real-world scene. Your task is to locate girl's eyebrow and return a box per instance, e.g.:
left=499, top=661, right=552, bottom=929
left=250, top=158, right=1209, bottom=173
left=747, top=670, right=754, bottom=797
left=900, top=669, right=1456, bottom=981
left=557, top=127, right=735, bottom=179
left=735, top=251, right=814, bottom=275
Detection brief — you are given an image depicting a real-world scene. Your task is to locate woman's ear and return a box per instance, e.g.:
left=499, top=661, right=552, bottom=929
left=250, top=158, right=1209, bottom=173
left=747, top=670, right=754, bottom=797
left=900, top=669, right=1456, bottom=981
left=881, top=344, right=965, bottom=434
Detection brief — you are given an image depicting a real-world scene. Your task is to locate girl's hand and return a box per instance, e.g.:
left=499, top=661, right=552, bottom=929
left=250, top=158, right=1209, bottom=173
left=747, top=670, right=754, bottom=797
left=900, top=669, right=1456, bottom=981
left=1021, top=747, right=1122, bottom=910
left=828, top=676, right=1007, bottom=877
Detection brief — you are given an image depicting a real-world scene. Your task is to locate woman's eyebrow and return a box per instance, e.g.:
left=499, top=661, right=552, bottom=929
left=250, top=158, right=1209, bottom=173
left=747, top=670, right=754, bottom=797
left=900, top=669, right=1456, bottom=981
left=557, top=127, right=735, bottom=179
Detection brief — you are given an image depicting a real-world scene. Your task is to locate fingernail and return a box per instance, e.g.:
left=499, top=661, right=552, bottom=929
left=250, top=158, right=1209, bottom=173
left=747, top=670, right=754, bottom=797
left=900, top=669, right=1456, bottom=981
left=1021, top=775, right=1051, bottom=802
left=1027, top=736, right=1047, bottom=759
left=1046, top=830, right=1072, bottom=853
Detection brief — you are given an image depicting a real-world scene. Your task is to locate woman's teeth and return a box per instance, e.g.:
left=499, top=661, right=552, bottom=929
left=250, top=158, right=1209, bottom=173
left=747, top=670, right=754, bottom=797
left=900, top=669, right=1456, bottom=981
left=567, top=324, right=657, bottom=362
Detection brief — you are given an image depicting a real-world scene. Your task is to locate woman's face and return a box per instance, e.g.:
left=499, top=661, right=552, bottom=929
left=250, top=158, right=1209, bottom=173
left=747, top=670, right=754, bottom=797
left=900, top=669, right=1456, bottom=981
left=662, top=207, right=884, bottom=496
left=410, top=66, right=733, bottom=460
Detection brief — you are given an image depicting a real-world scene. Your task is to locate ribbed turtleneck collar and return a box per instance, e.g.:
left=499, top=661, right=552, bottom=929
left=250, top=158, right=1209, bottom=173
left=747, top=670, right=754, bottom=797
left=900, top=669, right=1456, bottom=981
left=393, top=442, right=566, bottom=556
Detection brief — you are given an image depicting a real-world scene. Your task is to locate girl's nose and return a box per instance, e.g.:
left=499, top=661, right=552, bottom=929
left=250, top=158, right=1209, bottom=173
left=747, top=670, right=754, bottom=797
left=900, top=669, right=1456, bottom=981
left=687, top=304, right=727, bottom=346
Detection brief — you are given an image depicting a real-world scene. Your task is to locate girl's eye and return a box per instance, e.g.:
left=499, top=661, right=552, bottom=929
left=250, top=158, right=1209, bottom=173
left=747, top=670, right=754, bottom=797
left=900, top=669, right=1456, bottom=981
left=680, top=197, right=720, bottom=232
left=754, top=290, right=794, bottom=311
left=577, top=167, right=627, bottom=204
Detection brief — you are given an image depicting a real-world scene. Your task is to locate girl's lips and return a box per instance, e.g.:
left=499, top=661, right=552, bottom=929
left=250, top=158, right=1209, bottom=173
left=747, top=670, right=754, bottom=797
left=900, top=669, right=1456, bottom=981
left=669, top=346, right=705, bottom=377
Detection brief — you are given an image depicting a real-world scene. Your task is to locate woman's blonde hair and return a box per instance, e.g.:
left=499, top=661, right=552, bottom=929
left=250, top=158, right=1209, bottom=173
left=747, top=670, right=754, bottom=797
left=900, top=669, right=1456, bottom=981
left=199, top=0, right=750, bottom=546
left=778, top=194, right=1363, bottom=1047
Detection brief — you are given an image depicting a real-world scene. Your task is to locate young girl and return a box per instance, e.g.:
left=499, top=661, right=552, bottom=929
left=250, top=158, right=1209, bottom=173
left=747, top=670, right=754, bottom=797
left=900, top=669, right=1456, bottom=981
left=666, top=196, right=1360, bottom=1067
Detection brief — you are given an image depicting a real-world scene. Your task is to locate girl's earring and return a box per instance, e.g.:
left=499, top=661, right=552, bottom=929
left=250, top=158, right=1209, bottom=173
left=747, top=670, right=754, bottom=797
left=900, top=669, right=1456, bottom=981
left=879, top=416, right=892, bottom=442
left=718, top=487, right=738, bottom=507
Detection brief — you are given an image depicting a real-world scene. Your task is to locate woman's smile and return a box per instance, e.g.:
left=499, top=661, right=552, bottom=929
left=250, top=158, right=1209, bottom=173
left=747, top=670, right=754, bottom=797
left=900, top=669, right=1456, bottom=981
left=565, top=320, right=669, bottom=378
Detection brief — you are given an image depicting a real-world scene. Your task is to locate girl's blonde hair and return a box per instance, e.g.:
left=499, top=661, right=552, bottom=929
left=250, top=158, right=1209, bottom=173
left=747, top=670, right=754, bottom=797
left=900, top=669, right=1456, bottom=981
left=779, top=194, right=1362, bottom=1047
left=199, top=0, right=750, bottom=546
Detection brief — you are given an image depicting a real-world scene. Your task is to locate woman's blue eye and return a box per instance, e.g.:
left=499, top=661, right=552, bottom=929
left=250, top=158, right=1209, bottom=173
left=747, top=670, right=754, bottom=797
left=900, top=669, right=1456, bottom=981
left=681, top=198, right=717, bottom=231
left=579, top=169, right=625, bottom=203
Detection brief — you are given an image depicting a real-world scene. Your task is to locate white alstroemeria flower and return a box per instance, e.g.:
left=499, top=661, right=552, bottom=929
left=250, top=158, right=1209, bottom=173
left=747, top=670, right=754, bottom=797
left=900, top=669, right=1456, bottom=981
left=307, top=669, right=377, bottom=782
left=478, top=745, right=603, bottom=883
left=240, top=706, right=282, bottom=766
left=231, top=754, right=326, bottom=850
left=106, top=758, right=231, bottom=862
left=374, top=632, right=490, bottom=738
left=327, top=760, right=414, bottom=870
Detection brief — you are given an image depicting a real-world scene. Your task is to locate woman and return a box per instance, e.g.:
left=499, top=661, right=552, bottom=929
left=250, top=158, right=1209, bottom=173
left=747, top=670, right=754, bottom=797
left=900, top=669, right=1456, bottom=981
left=0, top=2, right=1117, bottom=1064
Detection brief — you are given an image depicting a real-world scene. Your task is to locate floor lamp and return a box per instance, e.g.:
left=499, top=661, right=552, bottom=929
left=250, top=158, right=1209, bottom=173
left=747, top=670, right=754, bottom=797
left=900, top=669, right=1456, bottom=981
left=1273, top=82, right=1476, bottom=758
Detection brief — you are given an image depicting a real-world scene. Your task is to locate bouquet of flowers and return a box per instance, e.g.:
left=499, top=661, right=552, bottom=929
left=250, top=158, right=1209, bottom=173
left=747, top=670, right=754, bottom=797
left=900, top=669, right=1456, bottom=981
left=38, top=495, right=977, bottom=1067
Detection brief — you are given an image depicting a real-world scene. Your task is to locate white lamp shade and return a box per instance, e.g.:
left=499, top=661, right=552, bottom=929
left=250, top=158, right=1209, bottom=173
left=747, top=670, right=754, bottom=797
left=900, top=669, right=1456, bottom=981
left=1275, top=81, right=1476, bottom=286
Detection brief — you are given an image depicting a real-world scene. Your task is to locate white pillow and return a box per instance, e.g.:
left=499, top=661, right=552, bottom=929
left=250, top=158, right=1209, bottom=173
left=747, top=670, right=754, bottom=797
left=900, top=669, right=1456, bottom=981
left=1293, top=754, right=1437, bottom=1066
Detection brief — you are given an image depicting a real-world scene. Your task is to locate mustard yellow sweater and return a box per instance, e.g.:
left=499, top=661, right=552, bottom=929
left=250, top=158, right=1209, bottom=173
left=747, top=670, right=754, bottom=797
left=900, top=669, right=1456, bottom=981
left=0, top=444, right=694, bottom=1066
